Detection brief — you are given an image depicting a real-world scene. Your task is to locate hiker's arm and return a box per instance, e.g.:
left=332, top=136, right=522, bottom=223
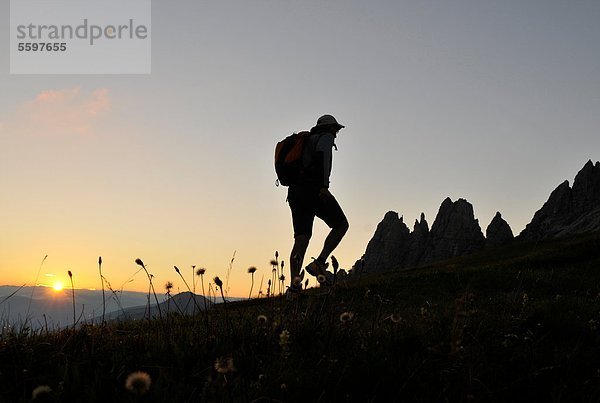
left=315, top=133, right=335, bottom=188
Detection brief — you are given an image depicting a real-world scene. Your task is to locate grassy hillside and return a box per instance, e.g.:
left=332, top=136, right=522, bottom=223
left=2, top=232, right=600, bottom=402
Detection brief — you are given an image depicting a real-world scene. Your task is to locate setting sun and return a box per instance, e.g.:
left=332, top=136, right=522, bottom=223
left=52, top=282, right=63, bottom=291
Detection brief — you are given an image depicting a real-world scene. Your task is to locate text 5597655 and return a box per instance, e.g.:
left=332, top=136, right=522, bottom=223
left=17, top=43, right=67, bottom=52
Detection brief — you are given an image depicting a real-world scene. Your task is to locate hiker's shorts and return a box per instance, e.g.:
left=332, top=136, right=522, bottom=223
left=287, top=185, right=348, bottom=237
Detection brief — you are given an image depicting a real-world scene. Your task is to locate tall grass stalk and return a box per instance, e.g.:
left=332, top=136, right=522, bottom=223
left=191, top=265, right=196, bottom=314
left=25, top=255, right=48, bottom=323
left=214, top=276, right=230, bottom=336
left=0, top=284, right=26, bottom=306
left=103, top=279, right=127, bottom=318
left=196, top=268, right=208, bottom=312
left=98, top=256, right=106, bottom=325
left=225, top=251, right=236, bottom=297
left=68, top=270, right=75, bottom=329
left=258, top=274, right=264, bottom=298
left=247, top=267, right=257, bottom=299
left=135, top=259, right=163, bottom=321
left=275, top=251, right=280, bottom=294
left=174, top=266, right=202, bottom=312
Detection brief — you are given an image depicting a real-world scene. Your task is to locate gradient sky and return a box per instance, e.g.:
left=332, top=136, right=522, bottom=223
left=1, top=1, right=599, bottom=297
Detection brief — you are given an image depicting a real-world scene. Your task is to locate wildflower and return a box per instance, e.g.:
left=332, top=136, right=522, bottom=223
left=135, top=258, right=145, bottom=268
left=339, top=311, right=354, bottom=323
left=32, top=385, right=52, bottom=400
left=390, top=314, right=402, bottom=323
left=125, top=371, right=151, bottom=395
left=214, top=357, right=235, bottom=374
left=257, top=314, right=268, bottom=324
left=214, top=276, right=223, bottom=288
left=196, top=268, right=206, bottom=276
left=165, top=281, right=173, bottom=292
left=317, top=274, right=326, bottom=284
left=270, top=260, right=278, bottom=266
left=279, top=329, right=291, bottom=347
left=248, top=267, right=257, bottom=299
left=279, top=274, right=285, bottom=282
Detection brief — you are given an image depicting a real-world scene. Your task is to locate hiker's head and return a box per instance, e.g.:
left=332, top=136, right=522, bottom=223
left=312, top=114, right=345, bottom=134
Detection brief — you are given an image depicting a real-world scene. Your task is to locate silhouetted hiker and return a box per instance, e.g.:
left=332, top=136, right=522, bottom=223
left=286, top=114, right=349, bottom=295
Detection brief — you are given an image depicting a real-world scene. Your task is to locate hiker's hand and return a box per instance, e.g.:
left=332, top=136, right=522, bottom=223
left=319, top=188, right=331, bottom=200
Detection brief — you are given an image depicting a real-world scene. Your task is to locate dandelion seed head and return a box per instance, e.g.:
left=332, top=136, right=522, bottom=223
left=257, top=314, right=268, bottom=324
left=32, top=385, right=52, bottom=400
left=247, top=266, right=257, bottom=274
left=339, top=311, right=354, bottom=323
left=213, top=276, right=223, bottom=288
left=390, top=314, right=402, bottom=323
left=196, top=268, right=206, bottom=276
left=125, top=371, right=151, bottom=395
left=279, top=329, right=291, bottom=346
left=214, top=357, right=235, bottom=374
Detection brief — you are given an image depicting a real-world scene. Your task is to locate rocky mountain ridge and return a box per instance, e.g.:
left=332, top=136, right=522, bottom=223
left=353, top=160, right=600, bottom=274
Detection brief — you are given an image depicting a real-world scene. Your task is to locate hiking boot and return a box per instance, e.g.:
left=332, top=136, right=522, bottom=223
left=306, top=260, right=334, bottom=286
left=305, top=259, right=329, bottom=277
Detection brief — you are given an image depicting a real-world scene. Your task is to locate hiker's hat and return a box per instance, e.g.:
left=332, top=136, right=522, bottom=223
left=314, top=114, right=345, bottom=130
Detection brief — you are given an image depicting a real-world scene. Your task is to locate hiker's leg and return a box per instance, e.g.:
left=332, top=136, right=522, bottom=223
left=315, top=191, right=349, bottom=263
left=318, top=220, right=349, bottom=262
left=290, top=234, right=310, bottom=280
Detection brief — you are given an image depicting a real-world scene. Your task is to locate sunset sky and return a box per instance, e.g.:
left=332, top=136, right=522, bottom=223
left=1, top=1, right=599, bottom=297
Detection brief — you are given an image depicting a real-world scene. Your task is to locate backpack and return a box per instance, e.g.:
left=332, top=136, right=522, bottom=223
left=274, top=131, right=312, bottom=187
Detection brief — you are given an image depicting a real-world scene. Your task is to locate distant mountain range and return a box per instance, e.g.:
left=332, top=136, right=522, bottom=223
left=0, top=286, right=229, bottom=329
left=99, top=291, right=214, bottom=322
left=0, top=286, right=153, bottom=329
left=353, top=160, right=600, bottom=273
